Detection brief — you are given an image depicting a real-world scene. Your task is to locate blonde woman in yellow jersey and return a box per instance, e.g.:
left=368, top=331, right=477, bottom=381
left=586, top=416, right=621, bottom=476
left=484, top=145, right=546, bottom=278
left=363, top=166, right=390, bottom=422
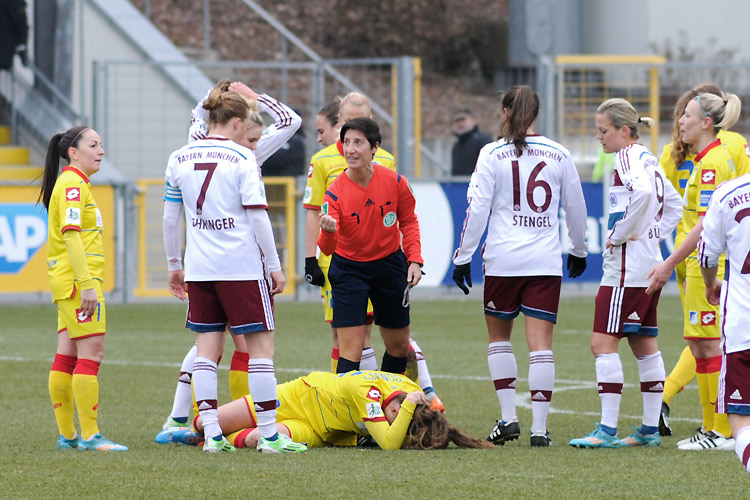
left=157, top=371, right=492, bottom=450
left=657, top=84, right=750, bottom=437
left=647, top=91, right=743, bottom=450
left=39, top=126, right=127, bottom=452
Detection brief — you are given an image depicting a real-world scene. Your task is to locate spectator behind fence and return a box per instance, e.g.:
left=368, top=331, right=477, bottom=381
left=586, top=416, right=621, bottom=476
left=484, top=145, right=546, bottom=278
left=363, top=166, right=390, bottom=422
left=0, top=0, right=28, bottom=70
left=451, top=108, right=492, bottom=176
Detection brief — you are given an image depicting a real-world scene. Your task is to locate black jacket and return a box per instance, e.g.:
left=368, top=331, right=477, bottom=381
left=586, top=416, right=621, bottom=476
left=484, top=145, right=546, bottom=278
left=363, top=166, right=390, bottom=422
left=451, top=125, right=493, bottom=176
left=0, top=0, right=28, bottom=70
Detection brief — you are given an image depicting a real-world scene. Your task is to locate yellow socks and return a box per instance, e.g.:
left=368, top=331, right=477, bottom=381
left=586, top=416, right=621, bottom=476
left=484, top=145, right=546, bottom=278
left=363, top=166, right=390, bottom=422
left=663, top=346, right=696, bottom=405
left=73, top=358, right=101, bottom=440
left=49, top=354, right=77, bottom=439
left=331, top=348, right=339, bottom=373
left=229, top=351, right=250, bottom=401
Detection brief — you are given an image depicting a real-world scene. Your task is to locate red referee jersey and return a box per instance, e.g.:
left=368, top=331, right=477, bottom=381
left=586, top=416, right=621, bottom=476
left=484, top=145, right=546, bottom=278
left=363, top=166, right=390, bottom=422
left=318, top=164, right=423, bottom=264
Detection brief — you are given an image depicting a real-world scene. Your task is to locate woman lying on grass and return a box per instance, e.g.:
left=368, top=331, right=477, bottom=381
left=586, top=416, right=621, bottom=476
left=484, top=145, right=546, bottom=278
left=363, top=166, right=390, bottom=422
left=156, top=370, right=492, bottom=451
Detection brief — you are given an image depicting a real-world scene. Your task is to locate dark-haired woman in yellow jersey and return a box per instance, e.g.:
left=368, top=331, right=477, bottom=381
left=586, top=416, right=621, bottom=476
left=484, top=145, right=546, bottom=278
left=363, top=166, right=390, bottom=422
left=648, top=90, right=744, bottom=450
left=40, top=126, right=127, bottom=451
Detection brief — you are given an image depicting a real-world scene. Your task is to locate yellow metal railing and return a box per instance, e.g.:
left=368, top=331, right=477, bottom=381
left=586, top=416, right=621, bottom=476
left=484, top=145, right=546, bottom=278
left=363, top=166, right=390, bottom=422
left=135, top=177, right=297, bottom=297
left=555, top=55, right=665, bottom=159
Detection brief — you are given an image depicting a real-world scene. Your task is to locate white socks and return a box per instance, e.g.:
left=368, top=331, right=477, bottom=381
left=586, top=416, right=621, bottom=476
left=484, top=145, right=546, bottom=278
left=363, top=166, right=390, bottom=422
left=488, top=341, right=517, bottom=423
left=248, top=358, right=278, bottom=439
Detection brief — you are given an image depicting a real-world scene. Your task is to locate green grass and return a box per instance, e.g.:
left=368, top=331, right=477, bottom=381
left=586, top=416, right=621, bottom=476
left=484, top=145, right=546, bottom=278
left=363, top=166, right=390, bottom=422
left=3, top=295, right=747, bottom=499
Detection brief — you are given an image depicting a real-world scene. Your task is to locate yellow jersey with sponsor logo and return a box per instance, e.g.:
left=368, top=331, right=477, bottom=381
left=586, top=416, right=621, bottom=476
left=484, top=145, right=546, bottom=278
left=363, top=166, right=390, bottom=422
left=660, top=129, right=750, bottom=198
left=682, top=140, right=736, bottom=276
left=46, top=166, right=105, bottom=300
left=283, top=370, right=421, bottom=449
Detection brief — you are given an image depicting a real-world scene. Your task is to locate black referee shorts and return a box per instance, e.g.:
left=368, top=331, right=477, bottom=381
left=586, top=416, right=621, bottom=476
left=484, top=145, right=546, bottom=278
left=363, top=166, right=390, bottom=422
left=328, top=249, right=410, bottom=329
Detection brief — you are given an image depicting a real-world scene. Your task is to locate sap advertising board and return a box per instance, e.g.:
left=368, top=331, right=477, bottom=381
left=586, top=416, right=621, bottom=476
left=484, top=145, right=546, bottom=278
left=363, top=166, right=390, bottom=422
left=0, top=185, right=115, bottom=293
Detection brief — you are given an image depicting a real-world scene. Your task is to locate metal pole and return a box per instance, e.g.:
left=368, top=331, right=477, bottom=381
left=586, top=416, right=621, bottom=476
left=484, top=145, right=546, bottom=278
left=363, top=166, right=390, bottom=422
left=396, top=57, right=415, bottom=178
left=204, top=0, right=211, bottom=51
left=281, top=37, right=288, bottom=104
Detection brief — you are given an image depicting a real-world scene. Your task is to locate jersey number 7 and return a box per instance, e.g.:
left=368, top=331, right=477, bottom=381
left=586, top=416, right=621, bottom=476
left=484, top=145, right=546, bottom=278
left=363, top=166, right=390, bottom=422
left=194, top=162, right=217, bottom=215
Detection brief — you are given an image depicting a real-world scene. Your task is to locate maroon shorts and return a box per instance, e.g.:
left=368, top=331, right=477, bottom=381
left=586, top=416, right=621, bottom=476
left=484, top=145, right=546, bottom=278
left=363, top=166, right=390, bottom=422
left=483, top=276, right=561, bottom=323
left=593, top=286, right=660, bottom=338
left=186, top=280, right=274, bottom=334
left=718, top=350, right=750, bottom=415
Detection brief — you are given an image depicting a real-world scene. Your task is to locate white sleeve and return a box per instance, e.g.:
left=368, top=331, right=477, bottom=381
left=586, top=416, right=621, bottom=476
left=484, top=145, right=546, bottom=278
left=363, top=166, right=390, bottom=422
left=163, top=200, right=183, bottom=271
left=246, top=209, right=281, bottom=272
left=609, top=159, right=652, bottom=246
left=452, top=148, right=494, bottom=265
left=253, top=94, right=302, bottom=166
left=659, top=175, right=682, bottom=238
left=560, top=157, right=588, bottom=257
left=187, top=88, right=211, bottom=143
left=698, top=191, right=727, bottom=269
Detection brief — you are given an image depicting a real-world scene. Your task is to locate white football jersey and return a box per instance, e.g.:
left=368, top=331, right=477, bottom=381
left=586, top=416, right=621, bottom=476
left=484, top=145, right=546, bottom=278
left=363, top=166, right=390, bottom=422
left=698, top=173, right=750, bottom=353
left=453, top=135, right=588, bottom=276
left=164, top=137, right=270, bottom=281
left=602, top=143, right=682, bottom=287
left=188, top=92, right=301, bottom=166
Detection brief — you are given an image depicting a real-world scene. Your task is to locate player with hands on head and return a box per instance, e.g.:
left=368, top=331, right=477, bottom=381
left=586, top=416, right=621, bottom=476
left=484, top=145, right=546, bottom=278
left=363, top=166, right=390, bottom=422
left=40, top=126, right=128, bottom=451
left=698, top=171, right=750, bottom=472
left=156, top=370, right=492, bottom=451
left=317, top=117, right=423, bottom=377
left=452, top=85, right=588, bottom=447
left=163, top=85, right=306, bottom=454
left=569, top=98, right=681, bottom=450
left=162, top=79, right=303, bottom=432
left=645, top=90, right=743, bottom=450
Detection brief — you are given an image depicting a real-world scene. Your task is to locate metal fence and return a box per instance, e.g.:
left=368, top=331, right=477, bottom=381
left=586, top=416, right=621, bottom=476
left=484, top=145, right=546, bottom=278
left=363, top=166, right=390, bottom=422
left=537, top=56, right=750, bottom=180
left=134, top=177, right=297, bottom=298
left=92, top=57, right=421, bottom=183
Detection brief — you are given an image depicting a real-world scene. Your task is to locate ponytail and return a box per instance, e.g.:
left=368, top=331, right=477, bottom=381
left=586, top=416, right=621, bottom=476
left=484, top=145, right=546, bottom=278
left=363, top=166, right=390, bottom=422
left=38, top=126, right=89, bottom=210
left=500, top=85, right=540, bottom=157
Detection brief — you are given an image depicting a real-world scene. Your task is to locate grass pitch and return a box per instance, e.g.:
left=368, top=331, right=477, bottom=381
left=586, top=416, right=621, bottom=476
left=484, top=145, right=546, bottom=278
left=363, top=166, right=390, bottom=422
left=2, top=293, right=747, bottom=499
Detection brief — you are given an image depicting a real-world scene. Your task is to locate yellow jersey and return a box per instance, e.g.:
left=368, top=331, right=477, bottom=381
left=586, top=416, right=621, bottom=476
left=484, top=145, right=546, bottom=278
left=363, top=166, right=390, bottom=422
left=276, top=370, right=421, bottom=449
left=46, top=166, right=105, bottom=300
left=681, top=140, right=736, bottom=276
left=660, top=129, right=750, bottom=198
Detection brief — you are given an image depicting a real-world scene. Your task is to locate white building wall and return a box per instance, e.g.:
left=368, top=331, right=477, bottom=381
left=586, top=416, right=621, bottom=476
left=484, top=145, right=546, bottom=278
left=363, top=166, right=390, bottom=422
left=582, top=0, right=750, bottom=60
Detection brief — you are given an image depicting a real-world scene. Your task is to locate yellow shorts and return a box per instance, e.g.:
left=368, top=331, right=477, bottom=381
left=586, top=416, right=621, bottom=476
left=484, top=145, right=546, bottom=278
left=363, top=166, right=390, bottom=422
left=320, top=265, right=373, bottom=323
left=675, top=259, right=686, bottom=308
left=56, top=280, right=106, bottom=340
left=242, top=378, right=354, bottom=448
left=683, top=274, right=720, bottom=341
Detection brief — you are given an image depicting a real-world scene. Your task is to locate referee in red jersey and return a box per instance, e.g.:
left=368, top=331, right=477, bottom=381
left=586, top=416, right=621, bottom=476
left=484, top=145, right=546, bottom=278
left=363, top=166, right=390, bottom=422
left=318, top=117, right=423, bottom=374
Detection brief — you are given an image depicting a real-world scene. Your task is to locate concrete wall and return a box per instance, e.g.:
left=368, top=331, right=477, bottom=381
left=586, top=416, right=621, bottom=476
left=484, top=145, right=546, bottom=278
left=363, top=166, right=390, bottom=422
left=71, top=0, right=212, bottom=179
left=582, top=0, right=750, bottom=60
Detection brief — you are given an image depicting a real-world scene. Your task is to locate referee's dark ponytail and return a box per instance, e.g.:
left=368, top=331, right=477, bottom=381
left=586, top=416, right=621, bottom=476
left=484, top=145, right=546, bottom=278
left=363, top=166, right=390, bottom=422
left=500, top=85, right=540, bottom=158
left=38, top=125, right=89, bottom=210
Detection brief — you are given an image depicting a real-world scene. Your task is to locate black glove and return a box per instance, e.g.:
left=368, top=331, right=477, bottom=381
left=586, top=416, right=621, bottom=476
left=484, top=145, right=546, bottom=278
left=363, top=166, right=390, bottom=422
left=567, top=254, right=587, bottom=279
left=452, top=263, right=472, bottom=295
left=304, top=257, right=325, bottom=286
left=16, top=45, right=27, bottom=66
